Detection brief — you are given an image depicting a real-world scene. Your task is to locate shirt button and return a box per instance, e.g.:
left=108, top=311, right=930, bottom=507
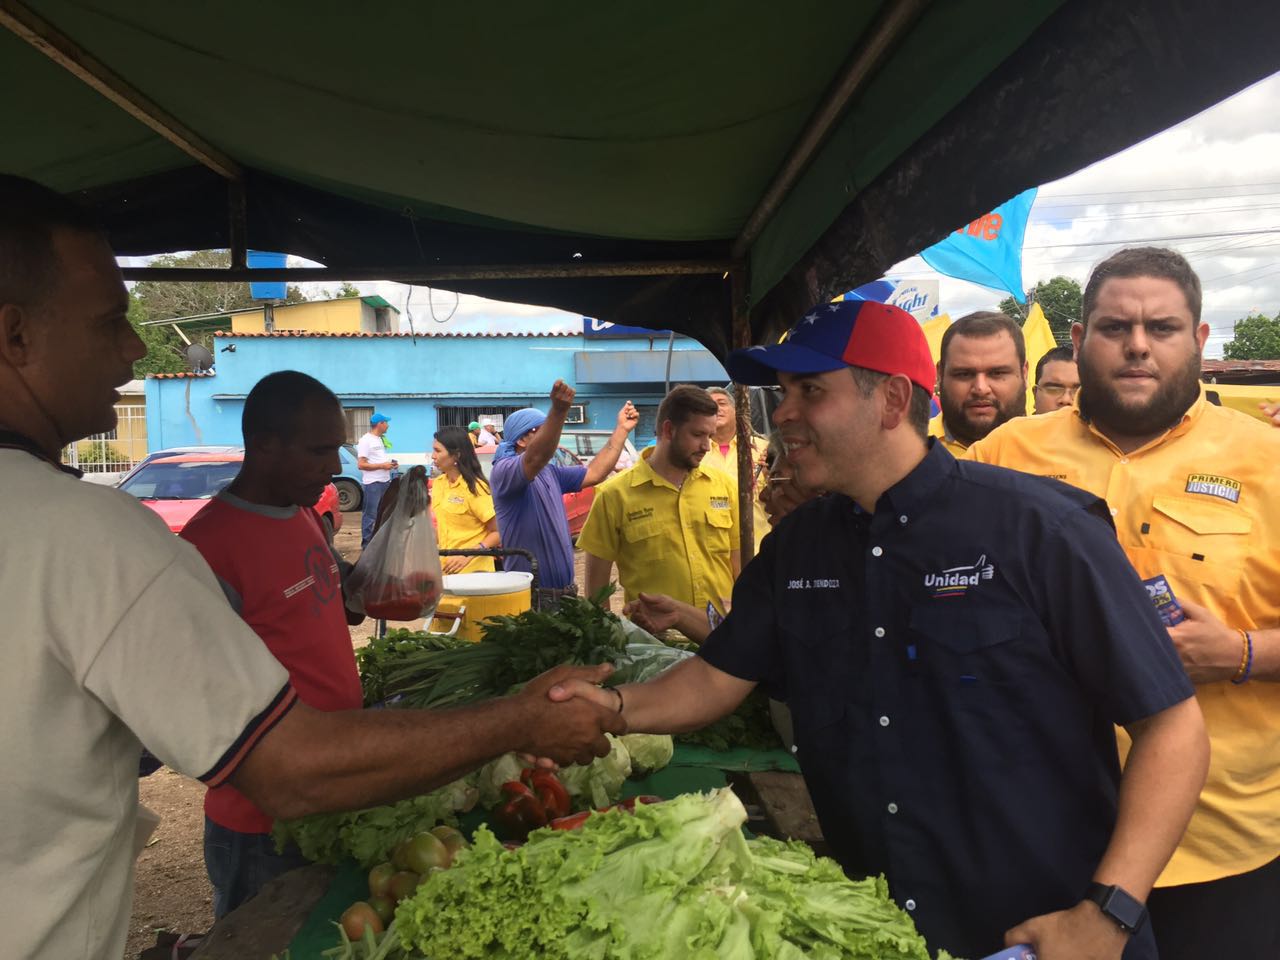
left=904, top=898, right=916, bottom=911
left=1120, top=457, right=1129, bottom=464
left=874, top=627, right=886, bottom=638
left=898, top=515, right=908, bottom=524
left=790, top=744, right=798, bottom=754
left=879, top=715, right=890, bottom=727
left=887, top=802, right=898, bottom=814
left=871, top=546, right=883, bottom=557
left=1110, top=507, right=1118, bottom=517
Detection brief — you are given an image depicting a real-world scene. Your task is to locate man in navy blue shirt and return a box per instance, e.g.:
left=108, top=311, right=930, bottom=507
left=552, top=301, right=1207, bottom=960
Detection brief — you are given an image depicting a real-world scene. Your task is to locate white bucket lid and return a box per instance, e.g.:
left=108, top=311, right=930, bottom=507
left=441, top=571, right=535, bottom=596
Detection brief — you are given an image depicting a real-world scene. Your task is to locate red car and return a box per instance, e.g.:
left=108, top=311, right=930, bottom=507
left=118, top=453, right=343, bottom=538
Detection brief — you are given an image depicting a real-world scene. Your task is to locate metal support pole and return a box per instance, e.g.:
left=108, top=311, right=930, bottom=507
left=0, top=0, right=242, bottom=181
left=229, top=181, right=248, bottom=270
left=119, top=258, right=733, bottom=284
left=731, top=268, right=755, bottom=563
left=731, top=0, right=927, bottom=261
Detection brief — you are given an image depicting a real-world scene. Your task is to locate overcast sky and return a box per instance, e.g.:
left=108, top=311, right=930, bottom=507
left=296, top=69, right=1280, bottom=355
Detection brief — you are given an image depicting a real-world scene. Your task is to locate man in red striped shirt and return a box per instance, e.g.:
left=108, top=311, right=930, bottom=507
left=182, top=371, right=366, bottom=916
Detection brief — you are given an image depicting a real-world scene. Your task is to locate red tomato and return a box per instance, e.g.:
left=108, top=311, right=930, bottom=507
left=340, top=902, right=384, bottom=940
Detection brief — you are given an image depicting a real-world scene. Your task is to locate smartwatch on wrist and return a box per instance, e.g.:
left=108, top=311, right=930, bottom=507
left=1084, top=882, right=1147, bottom=935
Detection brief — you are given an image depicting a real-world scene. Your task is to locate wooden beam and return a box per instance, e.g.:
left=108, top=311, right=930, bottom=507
left=119, top=259, right=735, bottom=283
left=228, top=181, right=248, bottom=269
left=731, top=0, right=928, bottom=260
left=731, top=268, right=756, bottom=562
left=0, top=0, right=242, bottom=180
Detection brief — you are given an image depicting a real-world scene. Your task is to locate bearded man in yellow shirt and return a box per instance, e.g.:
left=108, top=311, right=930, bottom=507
left=967, top=246, right=1280, bottom=960
left=928, top=310, right=1028, bottom=455
left=579, top=385, right=739, bottom=622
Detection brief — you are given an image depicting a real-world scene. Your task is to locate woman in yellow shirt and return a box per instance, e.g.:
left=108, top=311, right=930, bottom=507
left=430, top=426, right=500, bottom=574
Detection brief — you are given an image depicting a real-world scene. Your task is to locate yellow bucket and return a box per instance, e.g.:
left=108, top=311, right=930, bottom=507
left=431, top=571, right=534, bottom=642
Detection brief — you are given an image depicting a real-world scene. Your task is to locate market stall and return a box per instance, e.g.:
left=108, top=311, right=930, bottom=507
left=191, top=593, right=842, bottom=960
left=192, top=747, right=813, bottom=960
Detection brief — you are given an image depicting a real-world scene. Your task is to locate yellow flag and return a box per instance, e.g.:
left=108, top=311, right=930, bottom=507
left=920, top=313, right=951, bottom=368
left=1204, top=382, right=1280, bottom=424
left=1022, top=303, right=1057, bottom=414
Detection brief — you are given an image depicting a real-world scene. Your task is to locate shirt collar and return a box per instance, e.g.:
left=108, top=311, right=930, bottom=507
left=1076, top=385, right=1207, bottom=458
left=631, top=446, right=708, bottom=491
left=0, top=429, right=82, bottom=478
left=878, top=438, right=955, bottom=520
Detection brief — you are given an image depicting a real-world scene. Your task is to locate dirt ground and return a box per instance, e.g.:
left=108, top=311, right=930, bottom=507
left=124, top=511, right=613, bottom=958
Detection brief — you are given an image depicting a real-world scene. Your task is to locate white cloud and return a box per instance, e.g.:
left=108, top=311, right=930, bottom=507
left=889, top=70, right=1280, bottom=357
left=286, top=270, right=584, bottom=335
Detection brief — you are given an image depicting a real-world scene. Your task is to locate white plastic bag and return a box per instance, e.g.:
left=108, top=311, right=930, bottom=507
left=346, top=466, right=444, bottom=620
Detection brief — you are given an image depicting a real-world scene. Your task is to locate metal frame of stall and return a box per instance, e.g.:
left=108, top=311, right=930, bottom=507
left=0, top=0, right=939, bottom=566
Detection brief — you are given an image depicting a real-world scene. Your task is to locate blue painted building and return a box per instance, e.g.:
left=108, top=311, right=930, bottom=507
left=145, top=329, right=731, bottom=455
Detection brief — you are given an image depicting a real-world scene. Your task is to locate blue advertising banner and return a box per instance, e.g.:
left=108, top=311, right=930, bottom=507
left=583, top=317, right=673, bottom=338
left=840, top=279, right=896, bottom=303
left=247, top=250, right=287, bottom=300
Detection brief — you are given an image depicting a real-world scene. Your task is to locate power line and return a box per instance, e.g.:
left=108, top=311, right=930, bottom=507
left=1031, top=203, right=1280, bottom=227
left=1026, top=238, right=1280, bottom=269
left=1025, top=227, right=1280, bottom=251
left=1038, top=181, right=1280, bottom=201
left=1202, top=261, right=1280, bottom=285
left=1036, top=192, right=1280, bottom=213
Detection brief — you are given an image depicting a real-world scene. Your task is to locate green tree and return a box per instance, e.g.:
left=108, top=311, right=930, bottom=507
left=999, top=275, right=1082, bottom=346
left=128, top=293, right=187, bottom=377
left=131, top=249, right=306, bottom=321
left=128, top=249, right=309, bottom=376
left=1222, top=312, right=1280, bottom=360
left=331, top=280, right=363, bottom=299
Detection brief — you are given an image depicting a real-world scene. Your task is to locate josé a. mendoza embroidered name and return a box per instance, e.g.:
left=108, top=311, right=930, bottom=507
left=787, top=578, right=841, bottom=590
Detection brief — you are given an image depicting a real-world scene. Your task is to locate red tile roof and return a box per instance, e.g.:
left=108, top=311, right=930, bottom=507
left=145, top=371, right=217, bottom=379
left=1202, top=359, right=1280, bottom=374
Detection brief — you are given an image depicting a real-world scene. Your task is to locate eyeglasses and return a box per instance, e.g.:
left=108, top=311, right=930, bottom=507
left=1036, top=383, right=1080, bottom=399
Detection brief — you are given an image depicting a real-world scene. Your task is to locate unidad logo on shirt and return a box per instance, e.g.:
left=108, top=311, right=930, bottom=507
left=924, top=554, right=995, bottom=598
left=626, top=506, right=655, bottom=522
left=708, top=496, right=731, bottom=510
left=1184, top=473, right=1241, bottom=504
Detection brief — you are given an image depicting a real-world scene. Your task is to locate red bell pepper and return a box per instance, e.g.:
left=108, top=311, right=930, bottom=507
left=548, top=810, right=594, bottom=831
left=527, top=770, right=571, bottom=820
left=491, top=781, right=548, bottom=842
left=548, top=795, right=665, bottom=831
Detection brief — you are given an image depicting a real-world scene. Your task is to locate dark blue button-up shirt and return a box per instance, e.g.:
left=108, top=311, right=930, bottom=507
left=699, top=440, right=1192, bottom=959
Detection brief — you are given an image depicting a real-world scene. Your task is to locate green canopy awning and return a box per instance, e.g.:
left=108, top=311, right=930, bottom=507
left=4, top=0, right=1278, bottom=352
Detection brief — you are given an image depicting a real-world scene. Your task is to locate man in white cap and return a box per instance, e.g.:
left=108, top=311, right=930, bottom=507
left=357, top=411, right=397, bottom=547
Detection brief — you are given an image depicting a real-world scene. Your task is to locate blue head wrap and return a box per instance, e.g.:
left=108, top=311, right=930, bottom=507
left=493, top=407, right=547, bottom=463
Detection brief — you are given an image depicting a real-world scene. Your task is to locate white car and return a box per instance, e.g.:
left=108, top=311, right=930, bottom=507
left=559, top=430, right=639, bottom=473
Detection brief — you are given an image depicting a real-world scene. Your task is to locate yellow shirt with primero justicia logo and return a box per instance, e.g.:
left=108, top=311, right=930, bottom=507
left=966, top=390, right=1280, bottom=887
left=700, top=434, right=770, bottom=553
left=577, top=448, right=738, bottom=615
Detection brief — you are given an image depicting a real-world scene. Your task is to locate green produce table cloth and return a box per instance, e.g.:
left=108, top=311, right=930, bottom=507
left=282, top=745, right=798, bottom=957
